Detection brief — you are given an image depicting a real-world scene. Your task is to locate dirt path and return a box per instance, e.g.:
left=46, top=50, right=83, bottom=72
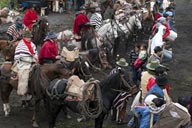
left=0, top=0, right=192, bottom=127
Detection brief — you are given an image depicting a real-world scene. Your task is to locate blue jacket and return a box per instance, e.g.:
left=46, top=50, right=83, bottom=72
left=145, top=84, right=164, bottom=100
left=134, top=106, right=159, bottom=128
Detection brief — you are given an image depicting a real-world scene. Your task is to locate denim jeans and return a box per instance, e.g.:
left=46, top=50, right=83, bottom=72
left=65, top=0, right=72, bottom=11
left=74, top=0, right=85, bottom=11
left=163, top=49, right=172, bottom=63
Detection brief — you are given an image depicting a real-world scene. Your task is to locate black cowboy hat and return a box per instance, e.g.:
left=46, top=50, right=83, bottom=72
left=155, top=74, right=168, bottom=86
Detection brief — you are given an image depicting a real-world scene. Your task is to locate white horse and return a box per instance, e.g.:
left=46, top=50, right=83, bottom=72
left=97, top=19, right=128, bottom=45
left=57, top=29, right=82, bottom=50
left=0, top=9, right=20, bottom=24
left=123, top=13, right=142, bottom=35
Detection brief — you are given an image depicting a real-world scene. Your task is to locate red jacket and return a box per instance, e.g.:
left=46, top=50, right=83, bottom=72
left=147, top=77, right=170, bottom=93
left=23, top=9, right=38, bottom=31
left=39, top=40, right=58, bottom=64
left=73, top=13, right=89, bottom=35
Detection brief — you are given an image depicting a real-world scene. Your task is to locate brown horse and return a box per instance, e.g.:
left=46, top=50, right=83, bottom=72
left=0, top=62, right=72, bottom=127
left=32, top=18, right=49, bottom=46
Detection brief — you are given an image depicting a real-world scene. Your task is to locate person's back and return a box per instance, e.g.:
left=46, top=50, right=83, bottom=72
left=153, top=102, right=191, bottom=128
left=39, top=32, right=59, bottom=64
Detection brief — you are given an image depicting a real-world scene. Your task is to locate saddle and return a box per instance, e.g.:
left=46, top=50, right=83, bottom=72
left=61, top=47, right=79, bottom=62
left=65, top=75, right=96, bottom=101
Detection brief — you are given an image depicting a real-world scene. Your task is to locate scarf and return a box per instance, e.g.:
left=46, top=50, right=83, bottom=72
left=22, top=38, right=34, bottom=55
left=15, top=22, right=24, bottom=31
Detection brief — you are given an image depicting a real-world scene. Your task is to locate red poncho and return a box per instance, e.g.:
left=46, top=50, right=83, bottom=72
left=23, top=9, right=38, bottom=31
left=38, top=40, right=58, bottom=64
left=73, top=13, right=89, bottom=35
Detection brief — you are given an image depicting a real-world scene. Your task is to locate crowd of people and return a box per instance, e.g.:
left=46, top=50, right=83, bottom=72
left=2, top=0, right=192, bottom=127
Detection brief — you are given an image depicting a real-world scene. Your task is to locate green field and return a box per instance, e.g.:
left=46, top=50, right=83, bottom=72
left=0, top=0, right=9, bottom=8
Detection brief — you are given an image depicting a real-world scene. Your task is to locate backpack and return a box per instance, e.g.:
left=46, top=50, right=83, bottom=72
left=134, top=58, right=143, bottom=70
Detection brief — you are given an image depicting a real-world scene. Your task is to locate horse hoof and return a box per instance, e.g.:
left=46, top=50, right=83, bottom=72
left=32, top=122, right=39, bottom=128
left=5, top=112, right=10, bottom=117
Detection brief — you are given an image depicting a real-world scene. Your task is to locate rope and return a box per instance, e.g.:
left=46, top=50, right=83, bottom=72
left=79, top=79, right=103, bottom=119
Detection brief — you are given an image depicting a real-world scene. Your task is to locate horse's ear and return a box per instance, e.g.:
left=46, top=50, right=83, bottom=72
left=118, top=67, right=124, bottom=75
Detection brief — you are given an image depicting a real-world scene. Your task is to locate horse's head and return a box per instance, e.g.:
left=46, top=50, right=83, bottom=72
left=77, top=57, right=92, bottom=81
left=117, top=67, right=134, bottom=90
left=32, top=18, right=49, bottom=45
left=132, top=13, right=142, bottom=30
left=37, top=18, right=49, bottom=32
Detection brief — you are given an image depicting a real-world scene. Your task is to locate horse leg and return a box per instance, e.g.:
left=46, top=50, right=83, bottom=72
left=0, top=83, right=13, bottom=116
left=95, top=111, right=106, bottom=128
left=48, top=103, right=63, bottom=128
left=44, top=95, right=63, bottom=128
left=32, top=99, right=41, bottom=128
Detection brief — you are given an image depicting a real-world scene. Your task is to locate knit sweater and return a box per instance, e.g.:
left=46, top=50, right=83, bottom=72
left=14, top=39, right=37, bottom=60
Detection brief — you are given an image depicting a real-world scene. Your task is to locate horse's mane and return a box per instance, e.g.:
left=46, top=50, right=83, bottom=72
left=29, top=64, right=50, bottom=99
left=100, top=72, right=121, bottom=91
left=32, top=18, right=49, bottom=46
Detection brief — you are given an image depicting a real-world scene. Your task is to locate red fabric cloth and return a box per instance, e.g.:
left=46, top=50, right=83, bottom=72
left=38, top=40, right=58, bottom=63
left=147, top=77, right=170, bottom=93
left=162, top=23, right=170, bottom=39
left=23, top=9, right=38, bottom=31
left=22, top=38, right=34, bottom=55
left=151, top=23, right=170, bottom=39
left=134, top=58, right=143, bottom=70
left=73, top=13, right=89, bottom=35
left=153, top=13, right=162, bottom=26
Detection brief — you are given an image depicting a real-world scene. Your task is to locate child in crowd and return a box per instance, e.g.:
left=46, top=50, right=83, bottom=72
left=129, top=43, right=140, bottom=85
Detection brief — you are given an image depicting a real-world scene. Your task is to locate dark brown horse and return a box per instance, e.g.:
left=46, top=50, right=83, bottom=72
left=0, top=62, right=72, bottom=127
left=44, top=68, right=138, bottom=128
left=32, top=18, right=49, bottom=46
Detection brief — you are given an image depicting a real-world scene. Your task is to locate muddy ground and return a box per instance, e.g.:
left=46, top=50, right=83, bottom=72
left=0, top=0, right=192, bottom=128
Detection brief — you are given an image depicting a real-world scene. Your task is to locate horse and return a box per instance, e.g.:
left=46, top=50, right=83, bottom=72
left=44, top=67, right=139, bottom=128
left=113, top=13, right=142, bottom=57
left=31, top=18, right=49, bottom=47
left=0, top=62, right=72, bottom=127
left=0, top=9, right=20, bottom=24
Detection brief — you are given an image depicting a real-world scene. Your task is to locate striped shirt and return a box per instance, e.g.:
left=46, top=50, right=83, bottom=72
left=7, top=24, right=22, bottom=41
left=90, top=12, right=103, bottom=31
left=129, top=50, right=139, bottom=66
left=14, top=39, right=38, bottom=60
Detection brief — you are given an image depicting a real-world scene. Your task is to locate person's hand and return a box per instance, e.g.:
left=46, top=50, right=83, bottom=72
left=33, top=57, right=38, bottom=62
left=163, top=42, right=166, bottom=46
left=56, top=55, right=61, bottom=59
left=32, top=20, right=37, bottom=23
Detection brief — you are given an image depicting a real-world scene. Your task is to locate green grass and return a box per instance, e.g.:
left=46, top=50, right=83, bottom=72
left=0, top=0, right=18, bottom=9
left=0, top=0, right=9, bottom=9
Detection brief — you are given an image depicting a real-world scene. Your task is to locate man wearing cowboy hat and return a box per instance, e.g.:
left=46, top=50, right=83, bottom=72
left=89, top=5, right=103, bottom=31
left=39, top=31, right=59, bottom=64
left=7, top=16, right=24, bottom=45
left=109, top=58, right=128, bottom=75
left=73, top=6, right=89, bottom=39
left=13, top=30, right=38, bottom=96
left=140, top=60, right=160, bottom=100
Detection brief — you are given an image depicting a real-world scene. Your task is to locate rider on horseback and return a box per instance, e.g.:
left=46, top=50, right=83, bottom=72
left=23, top=4, right=38, bottom=31
left=73, top=6, right=89, bottom=41
left=39, top=31, right=60, bottom=64
left=7, top=16, right=24, bottom=45
left=12, top=30, right=38, bottom=96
